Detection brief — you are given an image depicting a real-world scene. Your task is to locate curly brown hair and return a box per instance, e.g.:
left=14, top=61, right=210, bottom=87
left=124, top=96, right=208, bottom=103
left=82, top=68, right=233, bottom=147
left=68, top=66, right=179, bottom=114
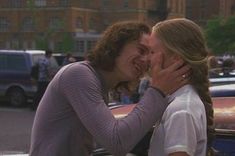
left=153, top=18, right=215, bottom=156
left=87, top=21, right=151, bottom=71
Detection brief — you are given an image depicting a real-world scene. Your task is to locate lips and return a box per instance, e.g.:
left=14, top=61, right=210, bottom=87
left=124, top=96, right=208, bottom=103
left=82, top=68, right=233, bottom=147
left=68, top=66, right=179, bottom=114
left=133, top=62, right=146, bottom=77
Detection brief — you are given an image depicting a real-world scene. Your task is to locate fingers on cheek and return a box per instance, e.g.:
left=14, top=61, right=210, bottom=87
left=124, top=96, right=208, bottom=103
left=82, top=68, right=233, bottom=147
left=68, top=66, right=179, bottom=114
left=151, top=53, right=160, bottom=65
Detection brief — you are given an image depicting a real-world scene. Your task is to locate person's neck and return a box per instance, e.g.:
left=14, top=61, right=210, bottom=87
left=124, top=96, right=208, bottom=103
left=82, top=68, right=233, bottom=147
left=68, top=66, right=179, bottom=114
left=97, top=69, right=120, bottom=90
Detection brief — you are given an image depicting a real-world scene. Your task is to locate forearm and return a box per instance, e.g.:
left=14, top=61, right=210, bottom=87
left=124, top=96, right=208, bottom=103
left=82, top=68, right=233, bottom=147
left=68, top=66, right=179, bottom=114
left=99, top=88, right=168, bottom=155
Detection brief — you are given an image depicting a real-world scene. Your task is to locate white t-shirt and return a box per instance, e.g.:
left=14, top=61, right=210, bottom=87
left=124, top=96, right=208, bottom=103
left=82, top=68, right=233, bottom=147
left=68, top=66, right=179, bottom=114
left=148, top=85, right=207, bottom=156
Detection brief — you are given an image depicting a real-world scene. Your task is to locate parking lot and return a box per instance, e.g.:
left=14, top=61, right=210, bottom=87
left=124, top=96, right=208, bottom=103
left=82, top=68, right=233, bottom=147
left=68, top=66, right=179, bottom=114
left=0, top=104, right=35, bottom=155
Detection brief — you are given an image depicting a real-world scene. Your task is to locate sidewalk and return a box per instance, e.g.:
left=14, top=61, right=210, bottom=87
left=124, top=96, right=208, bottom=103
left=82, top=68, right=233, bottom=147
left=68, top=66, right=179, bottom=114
left=0, top=151, right=28, bottom=156
left=1, top=155, right=28, bottom=156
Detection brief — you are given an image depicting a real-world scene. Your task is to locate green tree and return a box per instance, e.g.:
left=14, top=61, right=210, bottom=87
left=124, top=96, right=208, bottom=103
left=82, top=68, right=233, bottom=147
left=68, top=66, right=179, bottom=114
left=27, top=0, right=69, bottom=52
left=205, top=16, right=235, bottom=55
left=55, top=33, right=74, bottom=53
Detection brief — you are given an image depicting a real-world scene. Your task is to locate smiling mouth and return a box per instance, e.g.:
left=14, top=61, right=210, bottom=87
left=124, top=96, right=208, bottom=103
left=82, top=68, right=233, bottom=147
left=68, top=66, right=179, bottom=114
left=134, top=63, right=145, bottom=76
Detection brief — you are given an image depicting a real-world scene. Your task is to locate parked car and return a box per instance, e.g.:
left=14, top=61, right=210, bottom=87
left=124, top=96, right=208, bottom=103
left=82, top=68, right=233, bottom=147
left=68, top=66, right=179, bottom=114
left=209, top=67, right=235, bottom=86
left=52, top=53, right=85, bottom=67
left=93, top=84, right=235, bottom=156
left=0, top=50, right=46, bottom=107
left=210, top=76, right=235, bottom=86
left=210, top=84, right=235, bottom=97
left=212, top=96, right=235, bottom=155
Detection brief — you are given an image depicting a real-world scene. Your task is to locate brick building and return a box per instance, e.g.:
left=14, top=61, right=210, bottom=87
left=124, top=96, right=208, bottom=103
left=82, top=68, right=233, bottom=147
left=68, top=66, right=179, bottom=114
left=0, top=0, right=234, bottom=54
left=167, top=0, right=186, bottom=19
left=0, top=0, right=170, bottom=54
left=0, top=0, right=102, bottom=54
left=167, top=0, right=220, bottom=26
left=167, top=0, right=235, bottom=26
left=185, top=0, right=220, bottom=26
left=220, top=0, right=235, bottom=18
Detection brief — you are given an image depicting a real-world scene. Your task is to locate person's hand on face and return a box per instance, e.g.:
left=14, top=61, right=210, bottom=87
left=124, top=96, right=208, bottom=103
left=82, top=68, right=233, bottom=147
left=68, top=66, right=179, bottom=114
left=148, top=32, right=191, bottom=95
left=149, top=51, right=191, bottom=95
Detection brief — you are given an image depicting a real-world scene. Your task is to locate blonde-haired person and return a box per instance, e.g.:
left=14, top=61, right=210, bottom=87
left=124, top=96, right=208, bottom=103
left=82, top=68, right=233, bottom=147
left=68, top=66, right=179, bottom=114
left=148, top=18, right=214, bottom=156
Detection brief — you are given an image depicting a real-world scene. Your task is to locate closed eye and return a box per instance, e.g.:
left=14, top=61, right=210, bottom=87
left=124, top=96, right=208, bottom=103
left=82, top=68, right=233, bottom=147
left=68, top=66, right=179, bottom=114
left=137, top=44, right=149, bottom=56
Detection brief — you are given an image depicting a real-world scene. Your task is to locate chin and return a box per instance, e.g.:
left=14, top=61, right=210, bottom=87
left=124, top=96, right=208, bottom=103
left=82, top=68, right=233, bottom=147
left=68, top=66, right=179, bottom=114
left=124, top=72, right=141, bottom=81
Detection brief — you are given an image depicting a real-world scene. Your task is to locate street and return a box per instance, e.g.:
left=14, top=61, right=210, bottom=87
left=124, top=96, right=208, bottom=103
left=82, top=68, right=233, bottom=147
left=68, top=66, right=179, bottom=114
left=0, top=105, right=35, bottom=155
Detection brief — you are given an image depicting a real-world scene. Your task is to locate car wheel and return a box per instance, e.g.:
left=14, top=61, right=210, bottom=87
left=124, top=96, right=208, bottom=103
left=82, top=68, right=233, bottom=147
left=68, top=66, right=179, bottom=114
left=7, top=88, right=26, bottom=107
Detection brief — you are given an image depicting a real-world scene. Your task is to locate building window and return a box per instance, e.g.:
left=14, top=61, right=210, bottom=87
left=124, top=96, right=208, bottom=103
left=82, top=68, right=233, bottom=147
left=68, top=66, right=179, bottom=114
left=0, top=17, right=10, bottom=32
left=0, top=41, right=4, bottom=49
left=6, top=55, right=27, bottom=71
left=23, top=40, right=35, bottom=49
left=22, top=17, right=34, bottom=32
left=75, top=40, right=85, bottom=53
left=0, top=54, right=6, bottom=70
left=87, top=40, right=96, bottom=51
left=89, top=18, right=96, bottom=32
left=23, top=41, right=28, bottom=49
left=102, top=0, right=109, bottom=7
left=49, top=17, right=63, bottom=31
left=80, top=0, right=88, bottom=7
left=186, top=8, right=192, bottom=18
left=60, top=0, right=69, bottom=6
left=35, top=0, right=46, bottom=7
left=76, top=17, right=83, bottom=29
left=231, top=4, right=235, bottom=14
left=11, top=39, right=20, bottom=49
left=123, top=0, right=129, bottom=8
left=8, top=0, right=23, bottom=8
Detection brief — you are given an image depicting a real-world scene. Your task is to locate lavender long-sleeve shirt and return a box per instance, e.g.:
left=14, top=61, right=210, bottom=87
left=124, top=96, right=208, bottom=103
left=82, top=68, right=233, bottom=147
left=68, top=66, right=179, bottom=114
left=29, top=61, right=167, bottom=156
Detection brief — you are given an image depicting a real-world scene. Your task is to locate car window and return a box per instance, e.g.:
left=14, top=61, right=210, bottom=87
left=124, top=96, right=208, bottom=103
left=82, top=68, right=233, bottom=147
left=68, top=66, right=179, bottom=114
left=31, top=54, right=44, bottom=65
left=0, top=54, right=7, bottom=70
left=6, top=54, right=27, bottom=71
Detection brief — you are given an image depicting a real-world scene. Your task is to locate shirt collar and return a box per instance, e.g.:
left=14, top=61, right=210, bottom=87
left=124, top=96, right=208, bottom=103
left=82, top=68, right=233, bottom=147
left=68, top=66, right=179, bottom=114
left=166, top=84, right=194, bottom=103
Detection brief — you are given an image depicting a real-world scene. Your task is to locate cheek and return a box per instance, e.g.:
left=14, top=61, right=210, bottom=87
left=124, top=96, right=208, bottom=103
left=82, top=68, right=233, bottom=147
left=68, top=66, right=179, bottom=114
left=162, top=53, right=169, bottom=68
left=163, top=54, right=176, bottom=68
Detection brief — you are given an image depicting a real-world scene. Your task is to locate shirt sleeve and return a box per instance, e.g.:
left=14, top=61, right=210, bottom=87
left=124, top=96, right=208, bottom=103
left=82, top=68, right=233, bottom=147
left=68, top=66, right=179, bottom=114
left=59, top=64, right=168, bottom=156
left=163, top=110, right=197, bottom=156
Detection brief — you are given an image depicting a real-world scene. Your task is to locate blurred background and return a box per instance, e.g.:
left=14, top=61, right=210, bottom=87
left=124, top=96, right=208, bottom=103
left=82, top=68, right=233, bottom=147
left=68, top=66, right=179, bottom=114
left=0, top=0, right=234, bottom=56
left=0, top=0, right=235, bottom=156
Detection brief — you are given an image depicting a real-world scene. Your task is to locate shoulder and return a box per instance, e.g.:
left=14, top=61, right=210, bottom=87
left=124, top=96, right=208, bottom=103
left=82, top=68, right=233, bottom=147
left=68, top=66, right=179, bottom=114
left=164, top=90, right=203, bottom=119
left=61, top=61, right=96, bottom=79
left=51, top=61, right=103, bottom=98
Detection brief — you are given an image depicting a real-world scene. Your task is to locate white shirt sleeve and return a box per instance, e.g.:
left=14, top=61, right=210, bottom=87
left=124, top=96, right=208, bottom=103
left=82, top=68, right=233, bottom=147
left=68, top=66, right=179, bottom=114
left=163, top=110, right=197, bottom=156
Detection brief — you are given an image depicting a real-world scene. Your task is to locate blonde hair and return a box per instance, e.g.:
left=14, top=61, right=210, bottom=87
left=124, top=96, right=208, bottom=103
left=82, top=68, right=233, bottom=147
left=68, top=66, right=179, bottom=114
left=152, top=18, right=214, bottom=155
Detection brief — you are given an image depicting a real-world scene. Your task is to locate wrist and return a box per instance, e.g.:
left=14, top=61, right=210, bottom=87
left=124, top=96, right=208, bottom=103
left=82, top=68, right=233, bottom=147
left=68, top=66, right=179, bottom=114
left=149, top=86, right=166, bottom=97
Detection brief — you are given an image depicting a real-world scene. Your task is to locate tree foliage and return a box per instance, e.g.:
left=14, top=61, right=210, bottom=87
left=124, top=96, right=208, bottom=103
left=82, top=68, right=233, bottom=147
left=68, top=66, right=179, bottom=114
left=205, top=16, right=235, bottom=55
left=27, top=0, right=73, bottom=52
left=55, top=33, right=74, bottom=53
